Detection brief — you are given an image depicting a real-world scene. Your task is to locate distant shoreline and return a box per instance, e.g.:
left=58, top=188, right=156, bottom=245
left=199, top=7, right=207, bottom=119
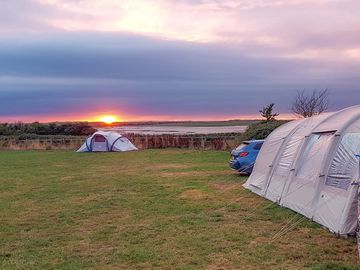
left=99, top=125, right=248, bottom=135
left=92, top=119, right=260, bottom=128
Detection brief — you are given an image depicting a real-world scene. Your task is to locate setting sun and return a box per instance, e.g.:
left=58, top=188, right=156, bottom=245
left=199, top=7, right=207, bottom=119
left=98, top=115, right=119, bottom=124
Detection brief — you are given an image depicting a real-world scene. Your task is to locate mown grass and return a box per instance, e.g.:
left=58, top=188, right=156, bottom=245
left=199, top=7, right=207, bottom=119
left=0, top=149, right=359, bottom=270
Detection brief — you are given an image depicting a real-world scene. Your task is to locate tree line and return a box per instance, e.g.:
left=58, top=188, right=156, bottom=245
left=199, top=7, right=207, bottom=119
left=0, top=122, right=96, bottom=136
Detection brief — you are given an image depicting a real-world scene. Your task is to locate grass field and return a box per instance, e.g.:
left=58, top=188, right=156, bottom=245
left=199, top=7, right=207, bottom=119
left=0, top=149, right=359, bottom=270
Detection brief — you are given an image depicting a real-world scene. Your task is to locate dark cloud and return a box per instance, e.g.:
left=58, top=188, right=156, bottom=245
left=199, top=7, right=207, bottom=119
left=0, top=32, right=347, bottom=81
left=0, top=31, right=358, bottom=119
left=0, top=2, right=359, bottom=120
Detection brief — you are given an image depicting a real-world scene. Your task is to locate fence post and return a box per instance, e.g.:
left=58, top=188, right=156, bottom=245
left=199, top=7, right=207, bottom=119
left=201, top=137, right=205, bottom=149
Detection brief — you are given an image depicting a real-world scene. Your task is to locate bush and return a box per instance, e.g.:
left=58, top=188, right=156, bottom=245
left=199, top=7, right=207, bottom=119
left=242, top=120, right=287, bottom=140
left=0, top=122, right=96, bottom=136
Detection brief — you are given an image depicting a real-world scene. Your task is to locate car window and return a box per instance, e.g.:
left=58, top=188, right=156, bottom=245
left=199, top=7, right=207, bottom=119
left=253, top=142, right=263, bottom=150
left=235, top=143, right=248, bottom=151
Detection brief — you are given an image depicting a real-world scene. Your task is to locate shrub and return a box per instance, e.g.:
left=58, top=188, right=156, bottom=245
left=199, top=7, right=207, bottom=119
left=0, top=122, right=96, bottom=136
left=242, top=120, right=287, bottom=140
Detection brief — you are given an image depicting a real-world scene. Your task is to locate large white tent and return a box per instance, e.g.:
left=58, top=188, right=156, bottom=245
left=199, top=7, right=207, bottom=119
left=77, top=131, right=138, bottom=152
left=244, top=105, right=360, bottom=235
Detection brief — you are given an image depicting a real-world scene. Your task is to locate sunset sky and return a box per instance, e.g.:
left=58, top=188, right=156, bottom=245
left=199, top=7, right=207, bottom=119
left=1, top=0, right=359, bottom=122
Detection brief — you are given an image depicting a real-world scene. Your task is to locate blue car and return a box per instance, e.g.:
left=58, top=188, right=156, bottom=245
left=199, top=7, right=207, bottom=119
left=229, top=140, right=264, bottom=174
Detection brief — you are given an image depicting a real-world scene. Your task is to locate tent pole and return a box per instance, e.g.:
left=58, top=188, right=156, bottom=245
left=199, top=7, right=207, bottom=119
left=356, top=155, right=360, bottom=258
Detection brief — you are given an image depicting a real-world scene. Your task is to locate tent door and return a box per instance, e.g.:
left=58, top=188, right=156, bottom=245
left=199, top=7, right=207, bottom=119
left=313, top=133, right=360, bottom=233
left=92, top=134, right=108, bottom=152
left=265, top=135, right=303, bottom=202
left=281, top=132, right=335, bottom=217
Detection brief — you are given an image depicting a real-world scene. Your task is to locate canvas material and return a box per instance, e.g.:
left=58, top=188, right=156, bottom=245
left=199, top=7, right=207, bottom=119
left=281, top=132, right=335, bottom=218
left=355, top=153, right=360, bottom=256
left=243, top=119, right=304, bottom=195
left=280, top=112, right=354, bottom=220
left=76, top=131, right=138, bottom=152
left=358, top=194, right=360, bottom=257
left=91, top=134, right=108, bottom=152
left=244, top=105, right=360, bottom=235
left=313, top=106, right=360, bottom=134
left=313, top=133, right=360, bottom=234
left=265, top=114, right=333, bottom=203
left=112, top=137, right=138, bottom=151
left=265, top=135, right=303, bottom=202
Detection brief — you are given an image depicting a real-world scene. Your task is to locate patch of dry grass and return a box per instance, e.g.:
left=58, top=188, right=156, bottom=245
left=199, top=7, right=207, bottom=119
left=180, top=189, right=207, bottom=200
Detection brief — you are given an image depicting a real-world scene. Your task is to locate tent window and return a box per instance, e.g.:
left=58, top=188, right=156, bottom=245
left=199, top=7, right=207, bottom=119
left=94, top=135, right=106, bottom=142
left=296, top=132, right=335, bottom=179
left=325, top=133, right=360, bottom=190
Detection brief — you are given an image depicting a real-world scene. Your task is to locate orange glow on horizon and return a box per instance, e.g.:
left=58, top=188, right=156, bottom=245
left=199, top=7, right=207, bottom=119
left=97, top=115, right=120, bottom=124
left=0, top=112, right=298, bottom=123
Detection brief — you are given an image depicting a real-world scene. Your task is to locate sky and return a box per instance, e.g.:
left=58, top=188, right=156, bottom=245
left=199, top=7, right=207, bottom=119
left=0, top=0, right=359, bottom=122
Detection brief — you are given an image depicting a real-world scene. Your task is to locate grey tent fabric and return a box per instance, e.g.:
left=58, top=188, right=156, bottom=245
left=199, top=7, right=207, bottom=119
left=358, top=196, right=360, bottom=256
left=244, top=105, right=360, bottom=235
left=357, top=155, right=360, bottom=256
left=77, top=131, right=138, bottom=152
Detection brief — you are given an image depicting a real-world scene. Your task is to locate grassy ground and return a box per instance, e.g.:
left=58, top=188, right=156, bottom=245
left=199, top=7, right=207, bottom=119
left=0, top=149, right=359, bottom=270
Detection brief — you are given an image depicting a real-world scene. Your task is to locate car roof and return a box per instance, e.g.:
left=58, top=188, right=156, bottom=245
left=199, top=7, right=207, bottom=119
left=242, top=139, right=265, bottom=144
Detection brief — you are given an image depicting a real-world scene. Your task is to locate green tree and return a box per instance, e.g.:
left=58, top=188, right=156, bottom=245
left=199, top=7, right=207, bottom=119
left=259, top=103, right=279, bottom=121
